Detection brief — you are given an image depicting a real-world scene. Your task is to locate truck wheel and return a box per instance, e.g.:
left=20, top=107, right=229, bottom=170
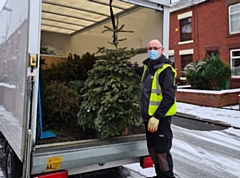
left=5, top=146, right=22, bottom=178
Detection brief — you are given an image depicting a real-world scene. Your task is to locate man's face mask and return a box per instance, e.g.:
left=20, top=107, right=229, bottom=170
left=148, top=50, right=159, bottom=60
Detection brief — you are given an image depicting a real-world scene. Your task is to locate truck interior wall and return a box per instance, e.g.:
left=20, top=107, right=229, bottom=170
left=41, top=31, right=71, bottom=57
left=40, top=7, right=163, bottom=65
left=71, top=7, right=163, bottom=64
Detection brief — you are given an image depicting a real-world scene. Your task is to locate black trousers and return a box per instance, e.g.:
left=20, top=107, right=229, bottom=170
left=145, top=116, right=175, bottom=178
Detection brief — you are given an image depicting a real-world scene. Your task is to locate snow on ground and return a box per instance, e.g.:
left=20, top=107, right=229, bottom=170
left=124, top=102, right=240, bottom=178
left=224, top=105, right=239, bottom=110
left=177, top=102, right=240, bottom=128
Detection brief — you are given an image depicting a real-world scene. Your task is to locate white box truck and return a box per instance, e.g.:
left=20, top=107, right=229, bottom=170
left=0, top=0, right=171, bottom=177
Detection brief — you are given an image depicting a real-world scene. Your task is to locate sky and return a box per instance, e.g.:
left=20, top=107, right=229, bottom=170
left=124, top=102, right=240, bottom=178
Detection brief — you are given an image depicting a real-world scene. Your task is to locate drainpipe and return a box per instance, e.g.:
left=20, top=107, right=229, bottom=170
left=162, top=6, right=170, bottom=58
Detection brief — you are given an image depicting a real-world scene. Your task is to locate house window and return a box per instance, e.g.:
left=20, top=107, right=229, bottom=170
left=230, top=49, right=240, bottom=76
left=180, top=17, right=192, bottom=41
left=181, top=54, right=193, bottom=76
left=206, top=50, right=219, bottom=57
left=169, top=55, right=175, bottom=68
left=229, top=3, right=240, bottom=34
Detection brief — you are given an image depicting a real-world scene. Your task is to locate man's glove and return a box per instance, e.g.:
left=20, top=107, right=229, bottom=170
left=148, top=117, right=159, bottom=133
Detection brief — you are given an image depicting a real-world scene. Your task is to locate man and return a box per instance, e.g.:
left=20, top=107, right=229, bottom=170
left=134, top=39, right=177, bottom=178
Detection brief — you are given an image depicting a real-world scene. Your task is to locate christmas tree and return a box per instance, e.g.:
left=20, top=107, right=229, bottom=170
left=78, top=17, right=141, bottom=139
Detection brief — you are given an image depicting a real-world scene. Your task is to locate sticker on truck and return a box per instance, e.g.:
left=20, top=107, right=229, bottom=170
left=46, top=156, right=62, bottom=171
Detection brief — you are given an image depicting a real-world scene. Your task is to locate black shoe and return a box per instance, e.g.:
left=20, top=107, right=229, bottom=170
left=146, top=176, right=159, bottom=178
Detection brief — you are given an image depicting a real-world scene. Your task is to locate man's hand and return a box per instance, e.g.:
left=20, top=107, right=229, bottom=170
left=148, top=117, right=159, bottom=132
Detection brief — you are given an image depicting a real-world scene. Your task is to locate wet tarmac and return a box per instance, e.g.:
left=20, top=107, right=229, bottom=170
left=172, top=115, right=228, bottom=131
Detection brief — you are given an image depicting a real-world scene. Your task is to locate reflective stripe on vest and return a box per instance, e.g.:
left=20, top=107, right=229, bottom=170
left=142, top=64, right=177, bottom=116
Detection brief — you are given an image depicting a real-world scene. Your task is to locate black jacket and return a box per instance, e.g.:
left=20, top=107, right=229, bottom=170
left=135, top=55, right=175, bottom=121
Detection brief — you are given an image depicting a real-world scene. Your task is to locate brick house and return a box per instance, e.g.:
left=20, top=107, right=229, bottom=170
left=169, top=0, right=240, bottom=88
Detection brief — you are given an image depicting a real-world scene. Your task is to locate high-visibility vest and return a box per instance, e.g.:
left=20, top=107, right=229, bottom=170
left=141, top=64, right=177, bottom=116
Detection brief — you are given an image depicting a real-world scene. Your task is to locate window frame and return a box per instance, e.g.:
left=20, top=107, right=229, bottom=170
left=169, top=55, right=175, bottom=68
left=230, top=49, right=240, bottom=78
left=180, top=17, right=192, bottom=42
left=229, top=3, right=240, bottom=35
left=206, top=50, right=219, bottom=58
left=181, top=54, right=193, bottom=77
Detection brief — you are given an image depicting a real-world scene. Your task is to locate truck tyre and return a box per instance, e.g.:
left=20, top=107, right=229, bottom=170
left=5, top=146, right=22, bottom=178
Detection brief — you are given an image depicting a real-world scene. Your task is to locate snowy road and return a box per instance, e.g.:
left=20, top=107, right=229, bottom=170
left=125, top=124, right=240, bottom=178
left=172, top=125, right=240, bottom=178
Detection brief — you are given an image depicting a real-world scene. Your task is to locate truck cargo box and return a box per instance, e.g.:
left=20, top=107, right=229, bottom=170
left=0, top=0, right=171, bottom=177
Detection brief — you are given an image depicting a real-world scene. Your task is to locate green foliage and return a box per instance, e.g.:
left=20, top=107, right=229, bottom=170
left=68, top=80, right=85, bottom=94
left=78, top=47, right=141, bottom=139
left=41, top=82, right=81, bottom=127
left=183, top=56, right=231, bottom=90
left=77, top=18, right=142, bottom=139
left=40, top=52, right=96, bottom=83
left=183, top=60, right=208, bottom=89
left=39, top=52, right=96, bottom=127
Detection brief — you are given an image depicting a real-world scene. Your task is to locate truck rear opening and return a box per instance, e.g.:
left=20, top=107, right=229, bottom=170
left=0, top=0, right=170, bottom=177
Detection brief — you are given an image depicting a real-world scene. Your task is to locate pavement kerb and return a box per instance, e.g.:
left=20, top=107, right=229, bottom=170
left=175, top=112, right=240, bottom=130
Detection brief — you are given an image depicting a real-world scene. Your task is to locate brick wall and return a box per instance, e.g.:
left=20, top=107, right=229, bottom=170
left=170, top=0, right=240, bottom=87
left=231, top=78, right=240, bottom=89
left=176, top=89, right=240, bottom=108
